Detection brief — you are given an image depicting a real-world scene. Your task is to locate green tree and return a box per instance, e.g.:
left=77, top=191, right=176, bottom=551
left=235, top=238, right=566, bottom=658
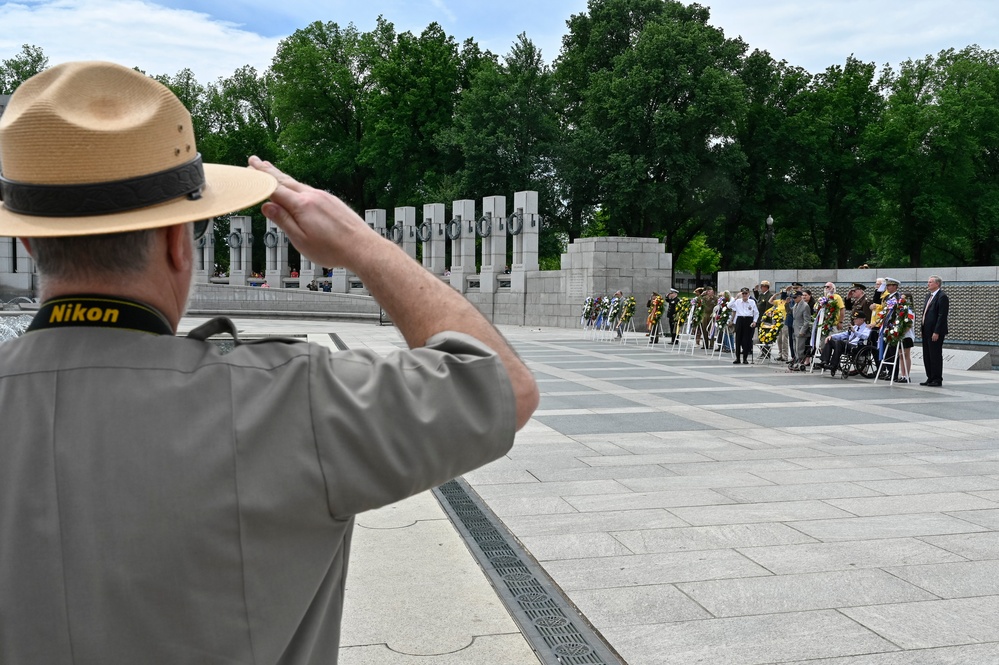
left=674, top=233, right=721, bottom=284
left=360, top=22, right=463, bottom=207
left=560, top=1, right=748, bottom=262
left=718, top=50, right=812, bottom=269
left=270, top=20, right=379, bottom=207
left=0, top=44, right=48, bottom=94
left=787, top=56, right=884, bottom=268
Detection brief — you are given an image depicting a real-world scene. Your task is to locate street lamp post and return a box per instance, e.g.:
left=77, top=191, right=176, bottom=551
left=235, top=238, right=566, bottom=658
left=765, top=215, right=775, bottom=270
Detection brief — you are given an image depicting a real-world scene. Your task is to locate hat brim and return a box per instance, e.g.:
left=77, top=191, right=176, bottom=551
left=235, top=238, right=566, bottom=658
left=0, top=164, right=277, bottom=237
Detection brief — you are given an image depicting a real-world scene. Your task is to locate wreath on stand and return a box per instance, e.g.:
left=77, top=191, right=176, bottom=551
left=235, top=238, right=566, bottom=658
left=608, top=296, right=623, bottom=323
left=881, top=295, right=915, bottom=345
left=690, top=298, right=705, bottom=328
left=714, top=295, right=732, bottom=328
left=673, top=297, right=692, bottom=335
left=647, top=294, right=664, bottom=330
left=597, top=296, right=611, bottom=326
left=620, top=296, right=636, bottom=324
left=814, top=296, right=841, bottom=338
left=758, top=306, right=785, bottom=345
left=580, top=297, right=595, bottom=325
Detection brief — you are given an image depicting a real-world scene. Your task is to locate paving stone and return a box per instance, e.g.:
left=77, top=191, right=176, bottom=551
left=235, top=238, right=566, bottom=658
left=472, top=479, right=630, bottom=500
left=481, top=496, right=577, bottom=517
left=782, top=644, right=999, bottom=664
left=519, top=532, right=635, bottom=560
left=738, top=538, right=968, bottom=574
left=787, top=513, right=990, bottom=541
left=525, top=465, right=678, bottom=482
left=579, top=451, right=718, bottom=466
left=669, top=500, right=855, bottom=526
left=677, top=568, right=936, bottom=617
left=500, top=508, right=687, bottom=536
left=728, top=407, right=907, bottom=427
left=919, top=531, right=999, bottom=560
left=542, top=549, right=772, bottom=591
left=855, top=476, right=999, bottom=495
left=538, top=392, right=647, bottom=410
left=842, top=596, right=999, bottom=649
left=611, top=523, right=817, bottom=554
left=600, top=610, right=899, bottom=665
left=534, top=411, right=715, bottom=434
left=884, top=560, right=999, bottom=598
left=784, top=454, right=936, bottom=469
left=946, top=508, right=999, bottom=529
left=568, top=584, right=711, bottom=628
left=717, top=482, right=883, bottom=503
left=565, top=488, right=735, bottom=512
left=749, top=467, right=915, bottom=484
left=825, top=492, right=999, bottom=516
left=888, top=400, right=999, bottom=422
left=663, top=459, right=812, bottom=476
left=618, top=472, right=776, bottom=492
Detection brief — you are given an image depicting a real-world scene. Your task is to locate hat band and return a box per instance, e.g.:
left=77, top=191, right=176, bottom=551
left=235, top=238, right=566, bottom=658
left=0, top=155, right=205, bottom=217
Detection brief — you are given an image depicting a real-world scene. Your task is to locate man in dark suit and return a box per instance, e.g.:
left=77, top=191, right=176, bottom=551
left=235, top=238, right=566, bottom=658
left=920, top=275, right=949, bottom=386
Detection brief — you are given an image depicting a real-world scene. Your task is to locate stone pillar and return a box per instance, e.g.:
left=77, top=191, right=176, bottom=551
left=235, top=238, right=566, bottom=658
left=480, top=195, right=507, bottom=293
left=395, top=206, right=417, bottom=259
left=194, top=222, right=216, bottom=284
left=422, top=203, right=446, bottom=275
left=511, top=190, right=539, bottom=292
left=298, top=256, right=317, bottom=291
left=263, top=218, right=289, bottom=285
left=448, top=199, right=476, bottom=292
left=227, top=215, right=253, bottom=286
left=330, top=267, right=348, bottom=293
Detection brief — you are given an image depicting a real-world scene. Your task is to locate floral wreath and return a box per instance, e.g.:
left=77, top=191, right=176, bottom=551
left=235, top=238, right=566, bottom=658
left=647, top=294, right=664, bottom=329
left=758, top=305, right=785, bottom=345
left=814, top=296, right=841, bottom=338
left=880, top=294, right=915, bottom=345
left=690, top=298, right=705, bottom=326
left=620, top=296, right=636, bottom=324
left=674, top=297, right=692, bottom=324
left=580, top=297, right=595, bottom=324
left=608, top=296, right=623, bottom=322
left=591, top=296, right=606, bottom=324
left=714, top=295, right=732, bottom=328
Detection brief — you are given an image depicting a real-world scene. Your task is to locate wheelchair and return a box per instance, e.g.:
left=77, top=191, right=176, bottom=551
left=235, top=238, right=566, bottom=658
left=834, top=335, right=879, bottom=379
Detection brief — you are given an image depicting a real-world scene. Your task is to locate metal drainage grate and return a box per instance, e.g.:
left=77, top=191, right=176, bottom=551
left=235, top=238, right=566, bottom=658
left=433, top=478, right=623, bottom=665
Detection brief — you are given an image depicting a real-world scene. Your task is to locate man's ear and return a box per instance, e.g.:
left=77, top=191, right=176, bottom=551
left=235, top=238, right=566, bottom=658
left=164, top=224, right=193, bottom=273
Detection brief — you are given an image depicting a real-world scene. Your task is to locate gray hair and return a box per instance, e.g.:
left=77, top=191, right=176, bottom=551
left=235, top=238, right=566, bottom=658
left=29, top=230, right=156, bottom=281
left=928, top=275, right=943, bottom=287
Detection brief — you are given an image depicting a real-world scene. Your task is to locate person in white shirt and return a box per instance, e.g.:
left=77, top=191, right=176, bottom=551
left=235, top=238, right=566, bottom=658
left=727, top=287, right=759, bottom=364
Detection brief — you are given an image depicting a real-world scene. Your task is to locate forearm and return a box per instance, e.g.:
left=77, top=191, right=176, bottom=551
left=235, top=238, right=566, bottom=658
left=351, top=232, right=539, bottom=429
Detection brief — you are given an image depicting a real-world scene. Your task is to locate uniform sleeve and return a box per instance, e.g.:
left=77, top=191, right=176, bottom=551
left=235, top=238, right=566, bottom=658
left=308, top=332, right=517, bottom=517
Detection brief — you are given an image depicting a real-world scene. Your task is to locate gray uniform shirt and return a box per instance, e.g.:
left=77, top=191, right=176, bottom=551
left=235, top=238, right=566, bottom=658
left=0, top=326, right=515, bottom=664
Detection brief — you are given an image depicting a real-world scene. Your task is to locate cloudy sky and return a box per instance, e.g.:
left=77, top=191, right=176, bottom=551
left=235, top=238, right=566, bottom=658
left=2, top=0, right=997, bottom=83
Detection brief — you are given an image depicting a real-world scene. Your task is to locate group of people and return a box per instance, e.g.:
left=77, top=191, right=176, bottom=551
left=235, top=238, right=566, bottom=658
left=657, top=276, right=950, bottom=385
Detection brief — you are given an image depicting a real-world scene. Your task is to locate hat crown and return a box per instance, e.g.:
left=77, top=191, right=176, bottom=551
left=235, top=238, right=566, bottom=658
left=0, top=61, right=197, bottom=185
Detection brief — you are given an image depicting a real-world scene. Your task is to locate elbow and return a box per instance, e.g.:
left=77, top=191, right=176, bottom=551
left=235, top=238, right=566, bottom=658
left=513, top=372, right=540, bottom=431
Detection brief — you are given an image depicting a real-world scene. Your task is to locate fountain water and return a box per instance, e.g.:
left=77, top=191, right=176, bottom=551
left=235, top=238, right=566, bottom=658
left=0, top=314, right=32, bottom=342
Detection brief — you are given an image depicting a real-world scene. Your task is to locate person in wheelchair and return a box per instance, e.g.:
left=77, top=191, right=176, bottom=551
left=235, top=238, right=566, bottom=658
left=813, top=311, right=871, bottom=376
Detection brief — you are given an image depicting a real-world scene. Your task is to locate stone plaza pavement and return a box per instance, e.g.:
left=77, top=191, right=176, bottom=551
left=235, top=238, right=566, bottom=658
left=179, top=316, right=999, bottom=665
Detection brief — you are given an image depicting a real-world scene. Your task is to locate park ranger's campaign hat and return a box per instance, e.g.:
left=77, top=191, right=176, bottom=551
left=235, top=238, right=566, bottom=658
left=0, top=61, right=277, bottom=237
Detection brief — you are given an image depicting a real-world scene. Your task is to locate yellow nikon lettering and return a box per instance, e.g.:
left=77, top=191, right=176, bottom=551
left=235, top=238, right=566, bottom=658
left=71, top=304, right=87, bottom=322
left=49, top=304, right=67, bottom=323
left=86, top=308, right=102, bottom=322
left=103, top=308, right=119, bottom=323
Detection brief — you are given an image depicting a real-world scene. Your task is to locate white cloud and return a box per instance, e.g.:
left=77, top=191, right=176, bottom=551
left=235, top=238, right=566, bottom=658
left=0, top=0, right=280, bottom=82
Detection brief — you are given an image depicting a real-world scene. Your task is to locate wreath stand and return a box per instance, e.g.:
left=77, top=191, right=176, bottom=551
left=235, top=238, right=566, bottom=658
left=874, top=337, right=909, bottom=386
left=618, top=317, right=637, bottom=344
left=646, top=320, right=662, bottom=349
left=808, top=309, right=828, bottom=374
left=711, top=325, right=735, bottom=360
left=674, top=308, right=697, bottom=355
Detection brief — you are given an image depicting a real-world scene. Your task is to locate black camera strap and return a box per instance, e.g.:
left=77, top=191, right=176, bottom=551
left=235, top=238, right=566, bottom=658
left=27, top=295, right=173, bottom=335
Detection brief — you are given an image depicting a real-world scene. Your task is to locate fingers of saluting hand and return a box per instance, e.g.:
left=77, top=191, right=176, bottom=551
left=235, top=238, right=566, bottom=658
left=248, top=155, right=306, bottom=193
